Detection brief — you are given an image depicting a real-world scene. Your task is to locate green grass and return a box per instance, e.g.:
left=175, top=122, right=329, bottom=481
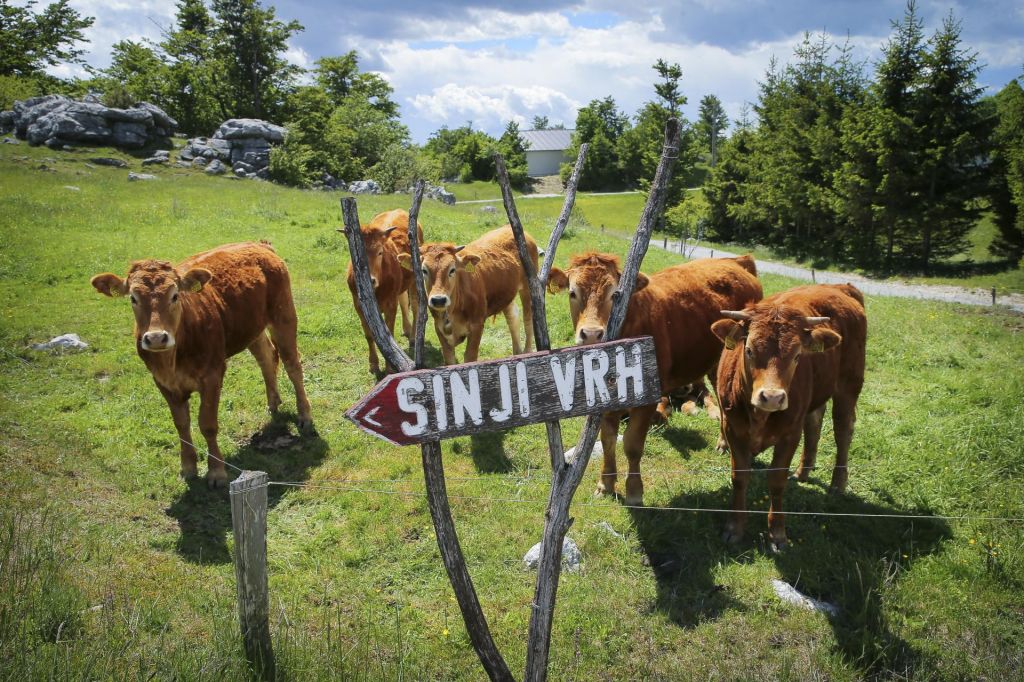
left=2, top=142, right=1024, bottom=680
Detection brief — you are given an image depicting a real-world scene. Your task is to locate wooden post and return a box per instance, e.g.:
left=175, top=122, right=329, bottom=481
left=497, top=120, right=681, bottom=682
left=992, top=287, right=996, bottom=305
left=663, top=236, right=667, bottom=249
left=811, top=268, right=816, bottom=283
left=340, top=196, right=513, bottom=682
left=230, top=470, right=275, bottom=680
left=711, top=249, right=714, bottom=258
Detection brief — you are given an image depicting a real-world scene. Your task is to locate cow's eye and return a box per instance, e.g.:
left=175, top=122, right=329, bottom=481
left=569, top=290, right=577, bottom=299
left=745, top=346, right=753, bottom=358
left=421, top=268, right=428, bottom=277
left=171, top=292, right=179, bottom=303
left=378, top=249, right=384, bottom=256
left=130, top=295, right=138, bottom=305
left=448, top=267, right=456, bottom=277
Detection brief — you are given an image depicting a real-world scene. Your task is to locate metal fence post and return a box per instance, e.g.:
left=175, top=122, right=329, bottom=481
left=230, top=470, right=275, bottom=680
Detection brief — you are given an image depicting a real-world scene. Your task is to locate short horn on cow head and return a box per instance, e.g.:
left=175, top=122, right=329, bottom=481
left=720, top=310, right=752, bottom=321
left=453, top=245, right=466, bottom=253
left=383, top=226, right=398, bottom=236
left=91, top=272, right=128, bottom=297
left=804, top=316, right=830, bottom=325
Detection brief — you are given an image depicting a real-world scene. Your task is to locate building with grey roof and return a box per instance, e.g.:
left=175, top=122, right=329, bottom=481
left=520, top=129, right=574, bottom=177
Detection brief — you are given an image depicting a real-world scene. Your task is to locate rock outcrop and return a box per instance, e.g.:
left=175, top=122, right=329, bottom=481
left=0, top=95, right=177, bottom=149
left=179, top=118, right=283, bottom=180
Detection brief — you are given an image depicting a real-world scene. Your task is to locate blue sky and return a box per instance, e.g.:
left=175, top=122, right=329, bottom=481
left=54, top=1, right=1024, bottom=143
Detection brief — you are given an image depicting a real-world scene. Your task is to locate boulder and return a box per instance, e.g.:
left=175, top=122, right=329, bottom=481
left=425, top=183, right=456, bottom=205
left=141, top=156, right=168, bottom=165
left=232, top=161, right=254, bottom=174
left=523, top=537, right=582, bottom=573
left=214, top=118, right=285, bottom=143
left=191, top=157, right=208, bottom=168
left=8, top=96, right=175, bottom=148
left=481, top=205, right=497, bottom=214
left=90, top=157, right=127, bottom=168
left=349, top=179, right=381, bottom=195
left=128, top=172, right=157, bottom=181
left=204, top=159, right=226, bottom=175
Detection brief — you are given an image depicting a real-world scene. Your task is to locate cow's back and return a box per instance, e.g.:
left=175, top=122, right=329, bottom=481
left=178, top=242, right=289, bottom=358
left=623, top=257, right=763, bottom=391
left=463, top=226, right=536, bottom=317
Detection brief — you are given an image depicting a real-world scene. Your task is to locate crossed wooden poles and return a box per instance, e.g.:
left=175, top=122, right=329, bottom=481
left=340, top=119, right=681, bottom=682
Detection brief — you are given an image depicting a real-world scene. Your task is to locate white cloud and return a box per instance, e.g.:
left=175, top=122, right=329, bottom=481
left=410, top=83, right=580, bottom=130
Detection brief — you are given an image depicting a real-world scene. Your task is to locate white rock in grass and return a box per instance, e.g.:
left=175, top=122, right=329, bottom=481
left=771, top=579, right=839, bottom=617
left=523, top=537, right=581, bottom=573
left=563, top=435, right=622, bottom=463
left=31, top=333, right=88, bottom=351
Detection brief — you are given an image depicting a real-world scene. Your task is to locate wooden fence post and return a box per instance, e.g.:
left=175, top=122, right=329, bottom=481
left=230, top=470, right=275, bottom=680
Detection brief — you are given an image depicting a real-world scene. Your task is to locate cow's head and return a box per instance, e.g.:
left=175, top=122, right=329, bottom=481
left=711, top=307, right=841, bottom=412
left=91, top=260, right=212, bottom=352
left=344, top=225, right=399, bottom=290
left=547, top=252, right=648, bottom=345
left=399, top=243, right=479, bottom=312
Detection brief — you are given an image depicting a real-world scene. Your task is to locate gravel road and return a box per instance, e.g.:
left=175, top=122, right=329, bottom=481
left=657, top=240, right=1024, bottom=314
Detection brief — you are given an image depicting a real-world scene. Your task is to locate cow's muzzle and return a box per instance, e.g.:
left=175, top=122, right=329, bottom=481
left=577, top=326, right=605, bottom=345
left=141, top=330, right=175, bottom=352
left=753, top=388, right=787, bottom=412
left=428, top=295, right=450, bottom=310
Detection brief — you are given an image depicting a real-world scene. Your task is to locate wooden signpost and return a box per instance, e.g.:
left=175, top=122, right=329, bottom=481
left=347, top=337, right=659, bottom=446
left=337, top=119, right=681, bottom=682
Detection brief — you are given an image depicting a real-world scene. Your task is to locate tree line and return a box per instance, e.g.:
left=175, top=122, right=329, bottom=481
left=702, top=2, right=1023, bottom=271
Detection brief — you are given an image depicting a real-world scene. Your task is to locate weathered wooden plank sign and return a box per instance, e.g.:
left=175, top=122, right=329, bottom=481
left=347, top=336, right=660, bottom=446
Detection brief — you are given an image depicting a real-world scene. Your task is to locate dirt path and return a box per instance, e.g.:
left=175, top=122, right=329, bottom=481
left=658, top=240, right=1024, bottom=314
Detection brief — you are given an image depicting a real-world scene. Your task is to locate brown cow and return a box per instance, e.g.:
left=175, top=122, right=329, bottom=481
left=91, top=242, right=314, bottom=487
left=712, top=283, right=866, bottom=550
left=345, top=209, right=425, bottom=375
left=400, top=225, right=538, bottom=364
left=548, top=253, right=763, bottom=504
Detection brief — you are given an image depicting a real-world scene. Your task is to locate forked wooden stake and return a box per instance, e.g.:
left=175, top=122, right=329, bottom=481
left=496, top=121, right=681, bottom=682
left=340, top=190, right=513, bottom=682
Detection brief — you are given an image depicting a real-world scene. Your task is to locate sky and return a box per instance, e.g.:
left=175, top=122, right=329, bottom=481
left=50, top=0, right=1024, bottom=143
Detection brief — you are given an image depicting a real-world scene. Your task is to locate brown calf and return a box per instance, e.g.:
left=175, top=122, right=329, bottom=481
left=400, top=225, right=538, bottom=364
left=712, top=283, right=866, bottom=550
left=91, top=242, right=314, bottom=487
left=345, top=209, right=424, bottom=374
left=549, top=254, right=763, bottom=504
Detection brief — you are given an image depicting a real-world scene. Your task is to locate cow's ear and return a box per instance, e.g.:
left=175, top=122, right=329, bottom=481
left=180, top=268, right=213, bottom=293
left=805, top=327, right=841, bottom=353
left=459, top=253, right=481, bottom=272
left=633, top=272, right=650, bottom=292
left=547, top=268, right=568, bottom=293
left=397, top=253, right=413, bottom=270
left=711, top=319, right=746, bottom=350
left=91, top=273, right=127, bottom=297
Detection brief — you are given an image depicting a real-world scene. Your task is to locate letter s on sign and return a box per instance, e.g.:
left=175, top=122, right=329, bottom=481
left=397, top=377, right=428, bottom=437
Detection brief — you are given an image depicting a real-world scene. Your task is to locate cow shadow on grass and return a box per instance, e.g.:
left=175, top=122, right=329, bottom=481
left=628, top=470, right=951, bottom=675
left=165, top=412, right=328, bottom=565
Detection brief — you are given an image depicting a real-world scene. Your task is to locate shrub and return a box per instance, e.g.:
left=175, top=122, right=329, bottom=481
left=269, top=137, right=315, bottom=188
left=0, top=75, right=42, bottom=110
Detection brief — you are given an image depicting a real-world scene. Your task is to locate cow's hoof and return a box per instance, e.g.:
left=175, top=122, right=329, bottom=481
left=623, top=494, right=644, bottom=507
left=206, top=470, right=229, bottom=489
left=769, top=536, right=789, bottom=553
left=595, top=482, right=614, bottom=497
left=299, top=419, right=318, bottom=437
left=180, top=465, right=198, bottom=480
left=716, top=437, right=729, bottom=453
left=706, top=406, right=721, bottom=421
left=791, top=470, right=810, bottom=482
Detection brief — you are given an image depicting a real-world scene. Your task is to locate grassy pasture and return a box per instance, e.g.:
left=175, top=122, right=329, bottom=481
left=2, top=145, right=1024, bottom=680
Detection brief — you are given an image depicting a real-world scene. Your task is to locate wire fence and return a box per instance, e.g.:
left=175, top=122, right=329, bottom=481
left=186, top=437, right=1024, bottom=525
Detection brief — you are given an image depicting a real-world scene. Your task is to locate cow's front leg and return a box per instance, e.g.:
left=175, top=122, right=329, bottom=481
left=724, top=432, right=752, bottom=544
left=382, top=297, right=400, bottom=373
left=357, top=308, right=381, bottom=375
left=463, top=322, right=484, bottom=363
left=398, top=290, right=414, bottom=339
left=502, top=302, right=522, bottom=355
left=198, top=373, right=228, bottom=489
left=767, top=433, right=801, bottom=551
left=596, top=412, right=621, bottom=497
left=434, top=316, right=457, bottom=365
left=159, top=384, right=196, bottom=480
left=623, top=403, right=656, bottom=506
left=794, top=404, right=826, bottom=482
